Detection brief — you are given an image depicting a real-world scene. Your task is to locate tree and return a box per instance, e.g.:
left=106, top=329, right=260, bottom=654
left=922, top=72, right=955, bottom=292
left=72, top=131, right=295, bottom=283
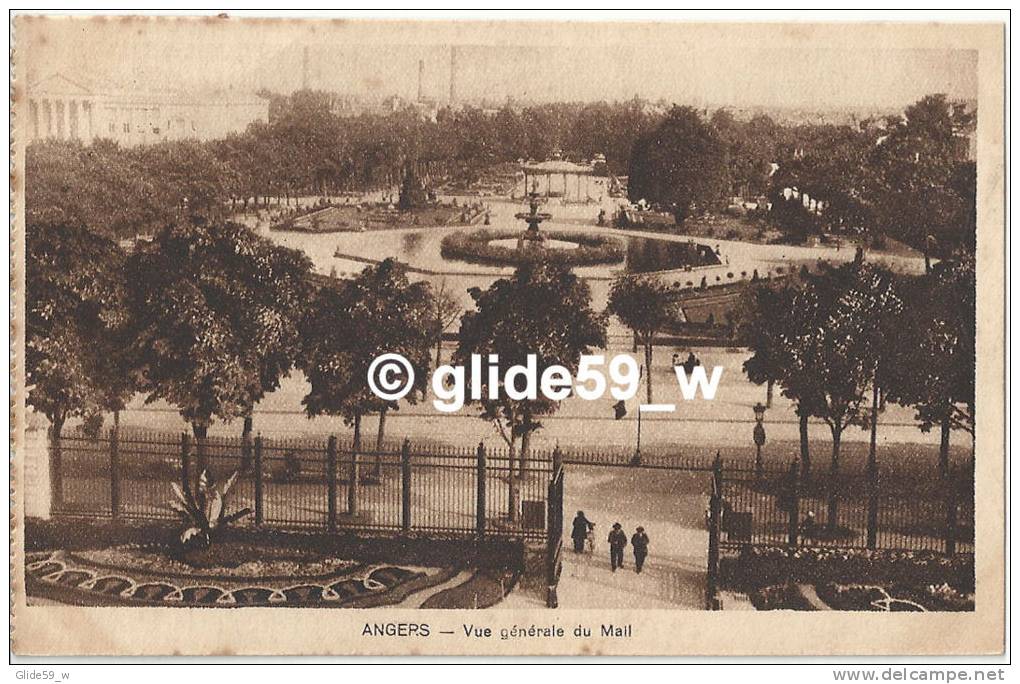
left=738, top=277, right=820, bottom=478
left=627, top=106, right=728, bottom=223
left=607, top=275, right=678, bottom=404
left=127, top=218, right=313, bottom=459
left=430, top=279, right=463, bottom=369
left=886, top=255, right=975, bottom=478
left=790, top=263, right=900, bottom=530
left=299, top=259, right=433, bottom=483
left=27, top=220, right=134, bottom=436
left=454, top=261, right=606, bottom=519
left=870, top=94, right=976, bottom=253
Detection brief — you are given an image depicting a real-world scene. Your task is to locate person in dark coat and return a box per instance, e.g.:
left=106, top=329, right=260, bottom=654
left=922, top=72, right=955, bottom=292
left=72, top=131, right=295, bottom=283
left=608, top=522, right=628, bottom=571
left=631, top=526, right=650, bottom=573
left=570, top=511, right=594, bottom=553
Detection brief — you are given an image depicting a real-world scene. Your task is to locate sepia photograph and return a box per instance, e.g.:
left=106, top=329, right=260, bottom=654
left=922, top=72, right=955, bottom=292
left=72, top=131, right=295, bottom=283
left=9, top=13, right=1006, bottom=658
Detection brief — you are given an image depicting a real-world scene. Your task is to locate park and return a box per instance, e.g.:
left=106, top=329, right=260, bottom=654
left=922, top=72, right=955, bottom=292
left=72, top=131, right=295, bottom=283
left=23, top=90, right=976, bottom=612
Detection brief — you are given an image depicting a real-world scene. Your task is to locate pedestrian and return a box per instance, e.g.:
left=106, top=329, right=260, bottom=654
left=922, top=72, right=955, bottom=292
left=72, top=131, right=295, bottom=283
left=571, top=511, right=594, bottom=553
left=608, top=522, right=627, bottom=571
left=671, top=352, right=680, bottom=368
left=631, top=526, right=649, bottom=573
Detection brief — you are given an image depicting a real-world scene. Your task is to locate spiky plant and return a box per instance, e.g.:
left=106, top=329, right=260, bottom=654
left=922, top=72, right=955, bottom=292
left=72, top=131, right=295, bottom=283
left=169, top=470, right=252, bottom=548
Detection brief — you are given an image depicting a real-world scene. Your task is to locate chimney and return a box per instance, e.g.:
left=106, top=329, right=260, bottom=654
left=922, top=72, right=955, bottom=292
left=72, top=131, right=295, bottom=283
left=418, top=59, right=424, bottom=102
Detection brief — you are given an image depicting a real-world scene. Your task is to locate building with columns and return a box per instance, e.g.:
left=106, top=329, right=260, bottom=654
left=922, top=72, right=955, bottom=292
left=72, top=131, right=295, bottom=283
left=27, top=73, right=269, bottom=147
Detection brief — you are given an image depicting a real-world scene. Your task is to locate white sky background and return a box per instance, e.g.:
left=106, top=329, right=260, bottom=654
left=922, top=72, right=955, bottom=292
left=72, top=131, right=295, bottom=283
left=19, top=17, right=978, bottom=110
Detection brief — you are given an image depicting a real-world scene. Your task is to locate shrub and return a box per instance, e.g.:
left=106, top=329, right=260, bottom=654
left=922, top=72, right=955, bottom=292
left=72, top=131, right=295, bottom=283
left=168, top=471, right=252, bottom=549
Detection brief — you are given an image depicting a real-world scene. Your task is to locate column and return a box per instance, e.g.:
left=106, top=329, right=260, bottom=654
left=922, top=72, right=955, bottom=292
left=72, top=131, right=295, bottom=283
left=85, top=101, right=94, bottom=141
left=56, top=100, right=65, bottom=139
left=69, top=100, right=79, bottom=140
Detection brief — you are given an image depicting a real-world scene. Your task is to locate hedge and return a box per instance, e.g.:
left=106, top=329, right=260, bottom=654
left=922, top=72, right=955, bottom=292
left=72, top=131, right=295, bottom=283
left=440, top=229, right=625, bottom=267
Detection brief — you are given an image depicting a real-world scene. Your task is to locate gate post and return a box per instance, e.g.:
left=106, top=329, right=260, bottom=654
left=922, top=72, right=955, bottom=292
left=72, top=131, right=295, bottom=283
left=327, top=436, right=338, bottom=532
left=253, top=434, right=264, bottom=526
left=475, top=442, right=486, bottom=539
left=401, top=439, right=412, bottom=533
left=706, top=455, right=723, bottom=610
left=787, top=458, right=800, bottom=546
left=109, top=427, right=121, bottom=520
left=546, top=466, right=564, bottom=608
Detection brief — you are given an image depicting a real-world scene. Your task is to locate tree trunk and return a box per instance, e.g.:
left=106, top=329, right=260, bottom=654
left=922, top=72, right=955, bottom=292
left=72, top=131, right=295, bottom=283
left=766, top=379, right=774, bottom=408
left=826, top=426, right=842, bottom=532
left=519, top=427, right=531, bottom=480
left=372, top=406, right=388, bottom=479
left=644, top=341, right=654, bottom=405
left=191, top=422, right=209, bottom=476
left=434, top=336, right=443, bottom=369
left=798, top=410, right=811, bottom=481
left=241, top=413, right=253, bottom=473
left=939, top=413, right=951, bottom=480
left=508, top=439, right=519, bottom=523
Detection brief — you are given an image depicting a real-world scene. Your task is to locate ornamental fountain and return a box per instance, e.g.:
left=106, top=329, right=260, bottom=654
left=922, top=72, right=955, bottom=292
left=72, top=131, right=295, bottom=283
left=514, top=180, right=553, bottom=252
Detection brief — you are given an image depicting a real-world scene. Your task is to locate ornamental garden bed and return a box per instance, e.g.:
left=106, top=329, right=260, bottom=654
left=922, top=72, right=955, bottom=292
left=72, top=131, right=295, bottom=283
left=272, top=203, right=468, bottom=233
left=440, top=229, right=625, bottom=267
left=25, top=519, right=523, bottom=609
left=720, top=545, right=974, bottom=612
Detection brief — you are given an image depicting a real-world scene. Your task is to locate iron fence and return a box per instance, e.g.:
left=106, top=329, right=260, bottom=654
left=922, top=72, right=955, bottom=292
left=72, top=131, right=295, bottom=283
left=49, top=428, right=552, bottom=541
left=714, top=458, right=974, bottom=555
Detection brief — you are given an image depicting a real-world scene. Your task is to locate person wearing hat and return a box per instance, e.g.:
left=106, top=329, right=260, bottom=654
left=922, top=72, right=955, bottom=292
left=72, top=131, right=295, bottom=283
left=607, top=522, right=628, bottom=571
left=570, top=511, right=595, bottom=553
left=631, top=526, right=650, bottom=573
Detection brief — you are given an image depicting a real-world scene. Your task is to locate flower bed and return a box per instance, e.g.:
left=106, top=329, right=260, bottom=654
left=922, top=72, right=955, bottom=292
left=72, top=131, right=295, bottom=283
left=440, top=229, right=625, bottom=267
left=721, top=545, right=974, bottom=612
left=814, top=582, right=973, bottom=612
left=722, top=545, right=974, bottom=593
left=26, top=544, right=457, bottom=608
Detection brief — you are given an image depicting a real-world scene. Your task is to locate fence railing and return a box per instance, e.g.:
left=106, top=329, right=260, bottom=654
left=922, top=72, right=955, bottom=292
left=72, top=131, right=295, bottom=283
left=48, top=429, right=553, bottom=541
left=712, top=456, right=974, bottom=555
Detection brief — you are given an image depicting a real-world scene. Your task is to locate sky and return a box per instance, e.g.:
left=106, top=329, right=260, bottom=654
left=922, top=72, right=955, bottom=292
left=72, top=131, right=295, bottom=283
left=19, top=17, right=978, bottom=110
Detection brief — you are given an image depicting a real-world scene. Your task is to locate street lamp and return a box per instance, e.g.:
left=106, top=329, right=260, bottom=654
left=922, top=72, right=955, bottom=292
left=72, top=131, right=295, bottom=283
left=753, top=402, right=767, bottom=479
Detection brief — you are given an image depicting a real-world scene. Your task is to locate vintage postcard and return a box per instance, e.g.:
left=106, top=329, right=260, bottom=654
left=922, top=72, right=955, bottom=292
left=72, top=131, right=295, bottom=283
left=9, top=15, right=1005, bottom=656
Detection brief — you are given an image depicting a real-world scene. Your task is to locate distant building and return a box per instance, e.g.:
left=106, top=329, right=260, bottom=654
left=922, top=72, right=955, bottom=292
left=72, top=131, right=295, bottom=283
left=26, top=73, right=269, bottom=146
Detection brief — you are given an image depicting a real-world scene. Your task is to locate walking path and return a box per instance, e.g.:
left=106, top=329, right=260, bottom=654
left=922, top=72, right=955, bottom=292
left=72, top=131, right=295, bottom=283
left=512, top=466, right=710, bottom=609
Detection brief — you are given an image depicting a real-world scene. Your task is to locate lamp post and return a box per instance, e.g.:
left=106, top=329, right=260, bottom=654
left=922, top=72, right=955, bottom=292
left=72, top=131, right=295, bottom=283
left=753, top=402, right=767, bottom=479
